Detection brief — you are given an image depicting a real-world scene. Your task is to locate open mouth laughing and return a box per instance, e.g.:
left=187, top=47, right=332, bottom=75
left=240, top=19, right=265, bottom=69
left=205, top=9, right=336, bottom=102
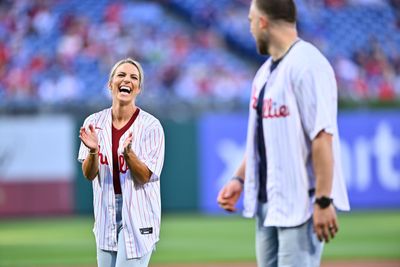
left=119, top=86, right=132, bottom=95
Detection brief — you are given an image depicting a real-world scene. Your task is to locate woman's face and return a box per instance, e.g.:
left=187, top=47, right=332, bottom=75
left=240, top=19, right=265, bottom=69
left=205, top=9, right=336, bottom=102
left=109, top=63, right=141, bottom=104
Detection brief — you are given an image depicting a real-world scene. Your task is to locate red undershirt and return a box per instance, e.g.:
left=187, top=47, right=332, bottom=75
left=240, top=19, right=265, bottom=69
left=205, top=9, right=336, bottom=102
left=112, top=108, right=140, bottom=194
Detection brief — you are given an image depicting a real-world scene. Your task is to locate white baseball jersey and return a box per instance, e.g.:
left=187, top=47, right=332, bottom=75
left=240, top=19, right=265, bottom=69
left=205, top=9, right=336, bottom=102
left=78, top=107, right=165, bottom=259
left=243, top=39, right=350, bottom=227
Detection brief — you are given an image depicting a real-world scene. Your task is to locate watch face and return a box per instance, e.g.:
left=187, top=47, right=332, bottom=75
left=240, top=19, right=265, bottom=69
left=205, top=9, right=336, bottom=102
left=317, top=197, right=332, bottom=208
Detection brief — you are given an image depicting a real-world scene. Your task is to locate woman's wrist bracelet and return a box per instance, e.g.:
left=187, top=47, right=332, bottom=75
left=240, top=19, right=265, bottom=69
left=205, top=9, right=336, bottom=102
left=89, top=150, right=98, bottom=155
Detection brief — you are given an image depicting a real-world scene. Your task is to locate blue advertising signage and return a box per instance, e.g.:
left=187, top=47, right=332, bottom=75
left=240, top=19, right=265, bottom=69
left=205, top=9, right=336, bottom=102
left=198, top=111, right=400, bottom=213
left=198, top=113, right=247, bottom=213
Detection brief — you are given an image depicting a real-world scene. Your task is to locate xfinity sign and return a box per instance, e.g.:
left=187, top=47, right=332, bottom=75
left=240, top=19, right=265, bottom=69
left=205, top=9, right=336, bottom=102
left=199, top=111, right=400, bottom=213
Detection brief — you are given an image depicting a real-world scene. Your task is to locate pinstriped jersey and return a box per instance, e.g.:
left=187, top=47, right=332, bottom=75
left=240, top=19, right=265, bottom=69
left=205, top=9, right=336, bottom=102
left=243, top=40, right=350, bottom=227
left=78, top=107, right=165, bottom=259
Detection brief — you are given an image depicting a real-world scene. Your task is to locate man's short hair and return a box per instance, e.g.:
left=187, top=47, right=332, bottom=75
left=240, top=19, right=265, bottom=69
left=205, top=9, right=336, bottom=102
left=255, top=0, right=297, bottom=23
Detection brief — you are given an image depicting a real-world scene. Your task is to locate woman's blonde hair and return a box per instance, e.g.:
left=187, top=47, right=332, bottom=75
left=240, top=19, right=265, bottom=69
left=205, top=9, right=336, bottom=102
left=108, top=58, right=144, bottom=89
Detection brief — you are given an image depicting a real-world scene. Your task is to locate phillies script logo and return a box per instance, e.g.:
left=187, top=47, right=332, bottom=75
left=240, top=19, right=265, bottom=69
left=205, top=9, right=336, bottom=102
left=252, top=95, right=290, bottom=119
left=97, top=145, right=128, bottom=173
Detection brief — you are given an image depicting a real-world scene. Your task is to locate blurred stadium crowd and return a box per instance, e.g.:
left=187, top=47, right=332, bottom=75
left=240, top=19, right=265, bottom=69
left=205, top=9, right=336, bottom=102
left=1, top=0, right=400, bottom=113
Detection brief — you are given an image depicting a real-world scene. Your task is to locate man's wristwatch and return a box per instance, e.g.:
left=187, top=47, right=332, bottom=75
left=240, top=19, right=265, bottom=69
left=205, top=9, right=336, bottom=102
left=315, top=196, right=333, bottom=209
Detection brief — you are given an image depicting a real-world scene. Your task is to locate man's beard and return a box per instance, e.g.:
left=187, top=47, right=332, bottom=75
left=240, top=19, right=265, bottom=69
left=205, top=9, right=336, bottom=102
left=256, top=34, right=269, bottom=56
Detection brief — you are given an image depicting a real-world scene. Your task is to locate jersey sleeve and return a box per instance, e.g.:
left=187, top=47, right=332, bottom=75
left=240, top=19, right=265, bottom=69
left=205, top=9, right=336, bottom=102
left=294, top=63, right=337, bottom=140
left=141, top=120, right=165, bottom=182
left=77, top=115, right=96, bottom=163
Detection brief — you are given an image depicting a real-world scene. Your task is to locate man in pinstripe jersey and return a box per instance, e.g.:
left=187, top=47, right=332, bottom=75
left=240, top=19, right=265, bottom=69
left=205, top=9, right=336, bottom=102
left=78, top=58, right=165, bottom=267
left=217, top=0, right=350, bottom=266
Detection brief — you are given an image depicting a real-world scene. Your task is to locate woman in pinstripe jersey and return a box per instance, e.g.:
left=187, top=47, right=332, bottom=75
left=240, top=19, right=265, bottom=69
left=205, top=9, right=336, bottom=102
left=78, top=58, right=165, bottom=267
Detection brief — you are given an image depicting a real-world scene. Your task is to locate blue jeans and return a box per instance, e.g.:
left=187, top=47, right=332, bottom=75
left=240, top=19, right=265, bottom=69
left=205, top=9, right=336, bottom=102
left=255, top=202, right=323, bottom=267
left=97, top=195, right=152, bottom=267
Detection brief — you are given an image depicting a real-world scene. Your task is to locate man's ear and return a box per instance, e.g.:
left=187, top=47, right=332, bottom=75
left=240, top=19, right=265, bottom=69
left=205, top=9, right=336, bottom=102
left=259, top=15, right=269, bottom=30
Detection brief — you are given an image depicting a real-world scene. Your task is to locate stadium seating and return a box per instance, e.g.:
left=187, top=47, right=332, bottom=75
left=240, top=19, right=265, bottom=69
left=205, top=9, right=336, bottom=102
left=0, top=0, right=399, bottom=112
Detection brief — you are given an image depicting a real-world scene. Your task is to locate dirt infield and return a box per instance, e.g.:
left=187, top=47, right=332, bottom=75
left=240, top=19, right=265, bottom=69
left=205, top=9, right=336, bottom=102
left=151, top=261, right=400, bottom=267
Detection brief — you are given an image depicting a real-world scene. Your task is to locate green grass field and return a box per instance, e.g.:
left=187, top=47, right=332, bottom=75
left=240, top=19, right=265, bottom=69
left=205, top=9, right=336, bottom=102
left=0, top=211, right=399, bottom=267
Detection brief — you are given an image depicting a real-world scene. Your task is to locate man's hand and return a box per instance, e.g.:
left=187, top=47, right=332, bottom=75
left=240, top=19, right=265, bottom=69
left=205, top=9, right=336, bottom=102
left=313, top=204, right=338, bottom=243
left=217, top=179, right=243, bottom=212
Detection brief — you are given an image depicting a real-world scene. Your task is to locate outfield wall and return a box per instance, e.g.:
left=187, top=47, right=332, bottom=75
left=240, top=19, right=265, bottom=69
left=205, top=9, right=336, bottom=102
left=0, top=116, right=75, bottom=216
left=198, top=110, right=400, bottom=213
left=0, top=110, right=399, bottom=216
